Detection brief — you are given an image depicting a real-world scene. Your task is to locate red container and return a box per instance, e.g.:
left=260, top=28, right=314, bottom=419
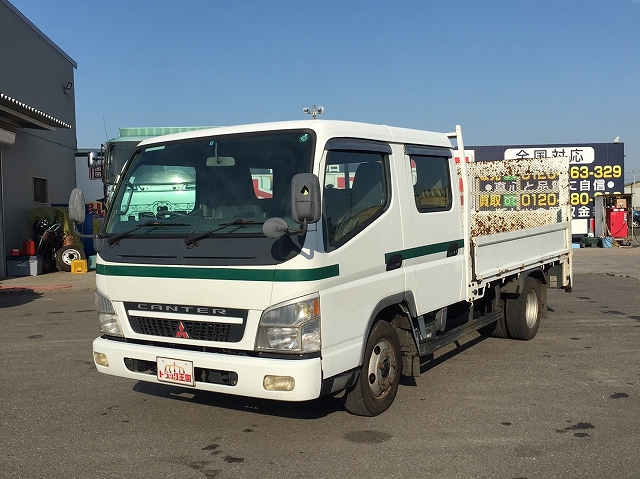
left=606, top=209, right=628, bottom=238
left=22, top=239, right=36, bottom=256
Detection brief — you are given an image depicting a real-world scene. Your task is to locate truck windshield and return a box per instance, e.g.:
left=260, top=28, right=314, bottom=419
left=105, top=141, right=139, bottom=184
left=104, top=131, right=315, bottom=238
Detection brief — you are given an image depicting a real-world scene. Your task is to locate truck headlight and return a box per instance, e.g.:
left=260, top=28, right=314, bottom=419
left=256, top=294, right=320, bottom=353
left=95, top=291, right=123, bottom=336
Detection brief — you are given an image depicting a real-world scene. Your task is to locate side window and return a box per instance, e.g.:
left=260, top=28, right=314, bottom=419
left=410, top=155, right=452, bottom=212
left=324, top=150, right=389, bottom=248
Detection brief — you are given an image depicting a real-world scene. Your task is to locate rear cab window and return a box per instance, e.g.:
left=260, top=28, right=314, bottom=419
left=406, top=145, right=453, bottom=213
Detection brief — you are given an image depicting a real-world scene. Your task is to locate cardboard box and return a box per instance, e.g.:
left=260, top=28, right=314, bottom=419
left=6, top=255, right=42, bottom=276
left=615, top=198, right=627, bottom=209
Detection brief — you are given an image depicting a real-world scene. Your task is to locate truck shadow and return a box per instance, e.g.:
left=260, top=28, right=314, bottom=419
left=132, top=381, right=344, bottom=419
left=398, top=334, right=486, bottom=387
left=0, top=291, right=43, bottom=308
left=134, top=333, right=490, bottom=414
left=418, top=334, right=487, bottom=376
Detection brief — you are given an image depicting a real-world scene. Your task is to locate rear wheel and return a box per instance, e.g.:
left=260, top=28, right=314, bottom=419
left=55, top=245, right=86, bottom=272
left=479, top=285, right=508, bottom=338
left=505, top=277, right=542, bottom=340
left=343, top=321, right=401, bottom=416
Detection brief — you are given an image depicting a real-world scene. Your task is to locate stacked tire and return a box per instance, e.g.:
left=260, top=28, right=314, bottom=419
left=55, top=245, right=86, bottom=272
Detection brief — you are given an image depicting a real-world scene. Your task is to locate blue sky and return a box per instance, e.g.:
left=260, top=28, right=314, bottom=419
left=9, top=0, right=640, bottom=181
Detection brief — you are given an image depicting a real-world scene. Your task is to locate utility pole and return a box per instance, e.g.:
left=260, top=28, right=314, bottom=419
left=629, top=169, right=637, bottom=239
left=633, top=169, right=637, bottom=238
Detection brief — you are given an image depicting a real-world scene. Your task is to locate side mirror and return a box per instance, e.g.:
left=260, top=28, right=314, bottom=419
left=291, top=173, right=321, bottom=224
left=261, top=174, right=322, bottom=239
left=68, top=188, right=100, bottom=244
left=262, top=217, right=290, bottom=239
left=87, top=151, right=103, bottom=168
left=68, top=188, right=86, bottom=224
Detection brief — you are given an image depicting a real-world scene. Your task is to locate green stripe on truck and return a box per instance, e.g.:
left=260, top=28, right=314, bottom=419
left=96, top=263, right=340, bottom=282
left=385, top=239, right=464, bottom=263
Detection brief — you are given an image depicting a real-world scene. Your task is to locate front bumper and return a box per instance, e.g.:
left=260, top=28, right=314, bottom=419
left=93, top=337, right=323, bottom=401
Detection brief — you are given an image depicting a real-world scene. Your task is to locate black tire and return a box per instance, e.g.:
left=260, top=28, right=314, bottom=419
left=480, top=302, right=509, bottom=338
left=42, top=258, right=54, bottom=274
left=55, top=245, right=86, bottom=272
left=343, top=321, right=401, bottom=416
left=491, top=306, right=509, bottom=338
left=505, top=277, right=542, bottom=340
left=479, top=285, right=508, bottom=338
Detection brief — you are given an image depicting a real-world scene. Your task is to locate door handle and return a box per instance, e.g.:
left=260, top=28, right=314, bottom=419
left=386, top=253, right=403, bottom=271
left=446, top=243, right=459, bottom=257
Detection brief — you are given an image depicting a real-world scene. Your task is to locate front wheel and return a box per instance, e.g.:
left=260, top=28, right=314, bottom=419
left=343, top=321, right=401, bottom=416
left=505, top=277, right=542, bottom=340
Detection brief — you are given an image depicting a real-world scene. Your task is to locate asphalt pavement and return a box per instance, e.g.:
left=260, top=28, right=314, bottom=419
left=1, top=242, right=639, bottom=478
left=0, top=267, right=96, bottom=294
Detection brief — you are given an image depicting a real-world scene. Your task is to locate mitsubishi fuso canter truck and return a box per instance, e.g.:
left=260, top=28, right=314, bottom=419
left=68, top=120, right=572, bottom=416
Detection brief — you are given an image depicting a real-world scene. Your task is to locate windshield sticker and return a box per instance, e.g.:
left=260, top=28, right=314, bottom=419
left=299, top=133, right=309, bottom=143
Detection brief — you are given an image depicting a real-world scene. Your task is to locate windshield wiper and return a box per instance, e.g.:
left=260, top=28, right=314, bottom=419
left=107, top=221, right=190, bottom=245
left=184, top=218, right=264, bottom=247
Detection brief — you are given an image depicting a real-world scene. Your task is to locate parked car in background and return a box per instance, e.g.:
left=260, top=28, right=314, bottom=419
left=633, top=210, right=640, bottom=228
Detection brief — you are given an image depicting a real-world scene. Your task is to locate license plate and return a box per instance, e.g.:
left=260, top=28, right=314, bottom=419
left=156, top=357, right=195, bottom=387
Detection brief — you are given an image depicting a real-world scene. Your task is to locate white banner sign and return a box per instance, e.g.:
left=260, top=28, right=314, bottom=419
left=504, top=147, right=595, bottom=165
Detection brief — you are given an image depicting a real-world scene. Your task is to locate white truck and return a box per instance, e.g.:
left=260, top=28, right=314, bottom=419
left=69, top=120, right=572, bottom=416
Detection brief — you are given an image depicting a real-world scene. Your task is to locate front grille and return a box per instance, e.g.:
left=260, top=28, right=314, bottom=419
left=129, top=316, right=245, bottom=342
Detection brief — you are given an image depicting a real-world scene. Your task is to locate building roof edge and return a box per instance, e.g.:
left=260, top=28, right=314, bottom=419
left=1, top=0, right=77, bottom=69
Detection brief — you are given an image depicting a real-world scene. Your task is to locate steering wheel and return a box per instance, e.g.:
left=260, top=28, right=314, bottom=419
left=333, top=206, right=381, bottom=243
left=156, top=210, right=185, bottom=219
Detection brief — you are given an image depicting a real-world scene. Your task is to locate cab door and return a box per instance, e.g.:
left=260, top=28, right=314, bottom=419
left=402, top=146, right=465, bottom=316
left=318, top=139, right=407, bottom=379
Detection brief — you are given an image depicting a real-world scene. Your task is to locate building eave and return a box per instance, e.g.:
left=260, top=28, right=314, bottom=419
left=0, top=92, right=71, bottom=130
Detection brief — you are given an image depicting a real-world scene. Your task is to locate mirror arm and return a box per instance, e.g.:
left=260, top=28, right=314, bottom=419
left=298, top=219, right=308, bottom=236
left=72, top=222, right=98, bottom=239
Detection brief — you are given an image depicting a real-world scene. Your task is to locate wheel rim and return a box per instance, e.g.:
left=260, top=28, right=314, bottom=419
left=61, top=249, right=81, bottom=265
left=524, top=289, right=539, bottom=328
left=366, top=339, right=397, bottom=398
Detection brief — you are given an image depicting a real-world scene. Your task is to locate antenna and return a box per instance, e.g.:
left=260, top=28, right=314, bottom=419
left=102, top=114, right=109, bottom=142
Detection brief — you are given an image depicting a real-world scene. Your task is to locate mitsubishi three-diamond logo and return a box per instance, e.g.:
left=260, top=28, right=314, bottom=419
left=175, top=322, right=189, bottom=339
